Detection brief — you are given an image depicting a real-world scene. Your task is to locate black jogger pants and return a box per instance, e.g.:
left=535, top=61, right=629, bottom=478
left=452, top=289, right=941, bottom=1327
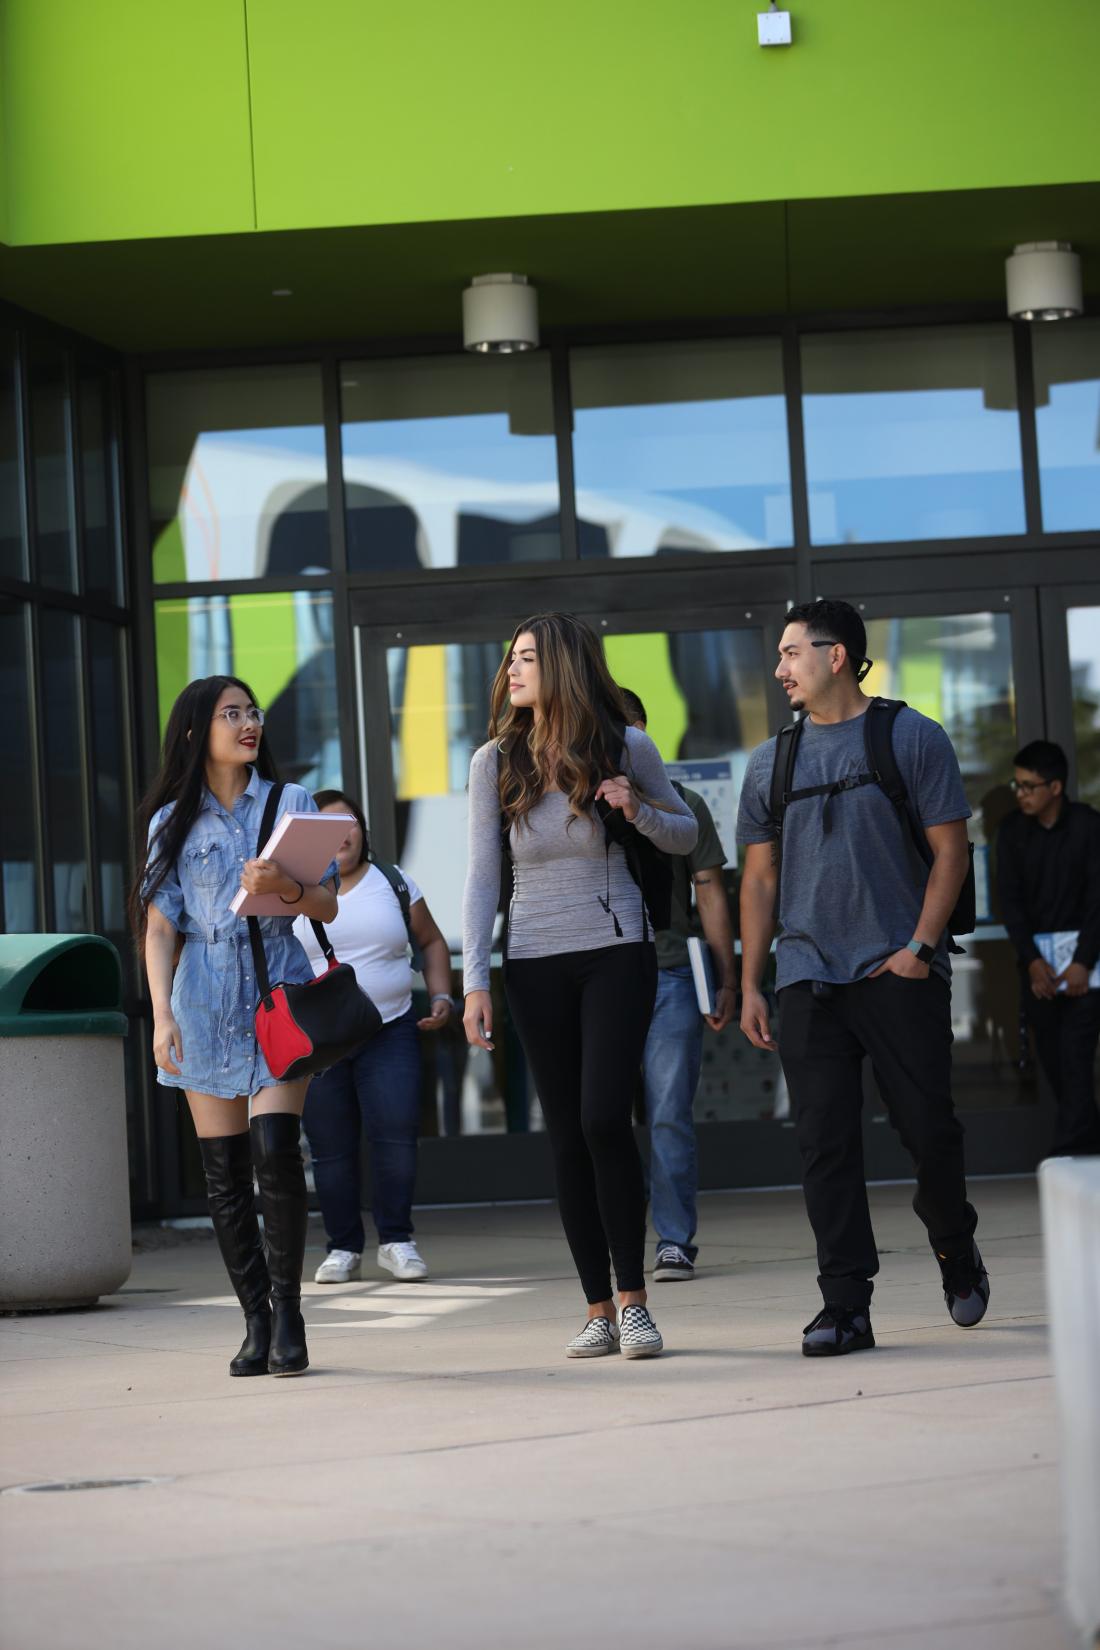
left=505, top=942, right=657, bottom=1303
left=778, top=971, right=978, bottom=1311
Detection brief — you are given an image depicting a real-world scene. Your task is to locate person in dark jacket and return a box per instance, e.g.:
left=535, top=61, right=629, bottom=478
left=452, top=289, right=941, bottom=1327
left=997, top=740, right=1100, bottom=1156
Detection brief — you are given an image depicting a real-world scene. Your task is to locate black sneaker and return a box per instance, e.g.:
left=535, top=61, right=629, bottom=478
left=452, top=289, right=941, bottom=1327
left=801, top=1304, right=875, bottom=1357
left=654, top=1244, right=695, bottom=1281
left=936, top=1240, right=990, bottom=1328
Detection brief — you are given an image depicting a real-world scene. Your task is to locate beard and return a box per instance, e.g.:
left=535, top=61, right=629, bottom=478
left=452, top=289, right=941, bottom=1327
left=785, top=691, right=805, bottom=712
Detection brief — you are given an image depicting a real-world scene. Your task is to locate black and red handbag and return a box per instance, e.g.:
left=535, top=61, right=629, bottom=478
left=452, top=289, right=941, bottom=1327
left=246, top=784, right=382, bottom=1081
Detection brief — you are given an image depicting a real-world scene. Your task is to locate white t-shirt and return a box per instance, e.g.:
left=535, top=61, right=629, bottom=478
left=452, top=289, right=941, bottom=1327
left=294, top=864, right=422, bottom=1024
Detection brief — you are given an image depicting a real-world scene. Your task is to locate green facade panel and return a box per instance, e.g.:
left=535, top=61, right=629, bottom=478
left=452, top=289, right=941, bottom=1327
left=1, top=0, right=255, bottom=245
left=2, top=0, right=1099, bottom=248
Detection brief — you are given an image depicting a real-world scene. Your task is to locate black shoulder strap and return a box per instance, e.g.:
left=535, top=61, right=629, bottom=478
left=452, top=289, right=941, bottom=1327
left=769, top=719, right=805, bottom=830
left=246, top=782, right=332, bottom=1005
left=369, top=855, right=424, bottom=970
left=863, top=697, right=931, bottom=867
left=768, top=719, right=804, bottom=923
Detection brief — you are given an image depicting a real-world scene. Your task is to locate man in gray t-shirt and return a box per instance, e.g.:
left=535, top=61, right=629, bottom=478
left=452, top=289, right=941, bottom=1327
left=736, top=600, right=989, bottom=1358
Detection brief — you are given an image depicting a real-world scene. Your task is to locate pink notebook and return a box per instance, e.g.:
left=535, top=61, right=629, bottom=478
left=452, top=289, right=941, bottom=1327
left=229, top=812, right=354, bottom=917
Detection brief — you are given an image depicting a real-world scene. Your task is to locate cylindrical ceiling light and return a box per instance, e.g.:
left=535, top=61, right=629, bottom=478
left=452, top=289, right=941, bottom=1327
left=1005, top=241, right=1083, bottom=321
left=462, top=273, right=539, bottom=353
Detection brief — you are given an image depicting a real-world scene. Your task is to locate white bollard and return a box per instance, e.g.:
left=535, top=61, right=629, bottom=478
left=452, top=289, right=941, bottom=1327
left=1039, top=1157, right=1100, bottom=1647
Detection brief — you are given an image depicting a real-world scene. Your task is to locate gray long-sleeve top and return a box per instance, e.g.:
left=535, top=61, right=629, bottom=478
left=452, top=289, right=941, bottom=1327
left=462, top=726, right=698, bottom=994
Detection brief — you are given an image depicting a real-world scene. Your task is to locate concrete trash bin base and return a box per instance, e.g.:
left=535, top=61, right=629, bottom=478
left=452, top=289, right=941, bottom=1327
left=0, top=935, right=132, bottom=1312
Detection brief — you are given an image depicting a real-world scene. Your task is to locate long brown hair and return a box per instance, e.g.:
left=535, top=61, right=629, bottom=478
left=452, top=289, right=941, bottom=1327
left=490, top=613, right=628, bottom=830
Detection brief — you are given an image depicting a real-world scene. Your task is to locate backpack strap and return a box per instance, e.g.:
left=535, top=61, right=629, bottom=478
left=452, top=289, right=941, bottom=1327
left=245, top=781, right=332, bottom=1003
left=863, top=697, right=930, bottom=868
left=768, top=718, right=805, bottom=922
left=369, top=855, right=424, bottom=971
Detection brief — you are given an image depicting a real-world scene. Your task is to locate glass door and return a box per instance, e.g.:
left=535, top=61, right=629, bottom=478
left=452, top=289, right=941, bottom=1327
left=353, top=588, right=791, bottom=1199
left=1040, top=584, right=1100, bottom=810
left=853, top=590, right=1046, bottom=1163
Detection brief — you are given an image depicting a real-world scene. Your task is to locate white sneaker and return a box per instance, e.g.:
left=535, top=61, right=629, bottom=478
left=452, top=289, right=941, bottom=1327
left=377, top=1241, right=428, bottom=1281
left=314, top=1249, right=362, bottom=1284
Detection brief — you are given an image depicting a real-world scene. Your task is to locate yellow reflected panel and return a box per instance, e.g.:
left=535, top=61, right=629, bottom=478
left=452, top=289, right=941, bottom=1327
left=397, top=644, right=449, bottom=799
left=602, top=633, right=688, bottom=760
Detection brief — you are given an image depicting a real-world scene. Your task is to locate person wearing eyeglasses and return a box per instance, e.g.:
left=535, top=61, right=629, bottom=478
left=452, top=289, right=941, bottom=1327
left=736, top=600, right=988, bottom=1358
left=996, top=740, right=1100, bottom=1156
left=130, top=677, right=338, bottom=1380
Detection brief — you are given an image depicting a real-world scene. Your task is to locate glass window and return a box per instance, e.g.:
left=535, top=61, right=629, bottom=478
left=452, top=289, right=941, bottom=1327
left=863, top=611, right=1025, bottom=1110
left=146, top=365, right=329, bottom=583
left=571, top=338, right=792, bottom=557
left=341, top=354, right=560, bottom=570
left=39, top=607, right=90, bottom=931
left=154, top=591, right=341, bottom=790
left=79, top=370, right=123, bottom=603
left=1033, top=320, right=1100, bottom=532
left=0, top=330, right=27, bottom=582
left=1067, top=606, right=1100, bottom=809
left=87, top=620, right=131, bottom=967
left=801, top=326, right=1027, bottom=544
left=0, top=599, right=39, bottom=930
left=27, top=338, right=77, bottom=590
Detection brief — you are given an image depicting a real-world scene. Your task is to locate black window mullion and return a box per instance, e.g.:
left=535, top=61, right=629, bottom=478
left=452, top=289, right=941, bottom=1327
left=551, top=341, right=579, bottom=560
left=68, top=351, right=87, bottom=597
left=26, top=601, right=52, bottom=929
left=1012, top=321, right=1043, bottom=538
left=321, top=354, right=348, bottom=574
left=75, top=613, right=101, bottom=933
left=782, top=321, right=812, bottom=603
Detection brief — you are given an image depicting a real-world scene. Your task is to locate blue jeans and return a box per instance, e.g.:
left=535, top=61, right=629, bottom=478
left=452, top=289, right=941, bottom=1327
left=642, top=966, right=703, bottom=1260
left=302, top=1005, right=421, bottom=1250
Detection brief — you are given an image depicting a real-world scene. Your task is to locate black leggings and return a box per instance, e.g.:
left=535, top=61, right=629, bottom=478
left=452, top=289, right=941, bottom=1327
left=505, top=942, right=657, bottom=1303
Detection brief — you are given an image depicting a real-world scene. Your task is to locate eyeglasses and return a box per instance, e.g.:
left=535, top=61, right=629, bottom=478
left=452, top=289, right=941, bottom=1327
left=810, top=640, right=874, bottom=683
left=1010, top=778, right=1050, bottom=795
left=214, top=705, right=265, bottom=728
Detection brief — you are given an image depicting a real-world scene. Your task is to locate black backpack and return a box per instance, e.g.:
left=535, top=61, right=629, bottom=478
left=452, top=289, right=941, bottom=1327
left=767, top=697, right=976, bottom=953
left=369, top=855, right=424, bottom=971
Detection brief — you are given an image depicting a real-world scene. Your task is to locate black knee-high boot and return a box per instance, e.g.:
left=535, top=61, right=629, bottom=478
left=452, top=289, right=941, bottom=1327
left=198, top=1133, right=272, bottom=1377
left=250, top=1113, right=309, bottom=1376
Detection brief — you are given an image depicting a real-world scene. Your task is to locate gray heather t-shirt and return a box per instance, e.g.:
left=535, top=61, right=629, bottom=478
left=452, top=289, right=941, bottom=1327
left=736, top=706, right=970, bottom=989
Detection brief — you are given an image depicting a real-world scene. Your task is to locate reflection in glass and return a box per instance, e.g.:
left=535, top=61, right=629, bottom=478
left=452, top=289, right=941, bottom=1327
left=79, top=371, right=122, bottom=602
left=39, top=608, right=89, bottom=931
left=88, top=621, right=131, bottom=969
left=863, top=611, right=1024, bottom=1109
left=1067, top=606, right=1100, bottom=809
left=1, top=331, right=26, bottom=581
left=0, top=600, right=38, bottom=929
left=1033, top=320, right=1100, bottom=532
left=146, top=365, right=329, bottom=582
left=28, top=338, right=77, bottom=589
left=801, top=326, right=1026, bottom=544
left=154, top=591, right=340, bottom=790
left=341, top=354, right=560, bottom=571
left=571, top=338, right=792, bottom=557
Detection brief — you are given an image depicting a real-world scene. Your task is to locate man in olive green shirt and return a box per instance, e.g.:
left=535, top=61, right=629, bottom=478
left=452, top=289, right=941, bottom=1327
left=621, top=690, right=736, bottom=1281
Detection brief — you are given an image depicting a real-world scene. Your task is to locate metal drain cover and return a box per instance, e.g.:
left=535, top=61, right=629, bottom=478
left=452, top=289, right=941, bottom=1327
left=3, top=1476, right=171, bottom=1495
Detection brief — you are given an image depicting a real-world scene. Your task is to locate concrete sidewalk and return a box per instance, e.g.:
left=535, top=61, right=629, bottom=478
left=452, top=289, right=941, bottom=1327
left=0, top=1179, right=1072, bottom=1650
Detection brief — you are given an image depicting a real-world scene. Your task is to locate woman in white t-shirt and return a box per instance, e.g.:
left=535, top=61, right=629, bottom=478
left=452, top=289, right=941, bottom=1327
left=295, top=790, right=453, bottom=1284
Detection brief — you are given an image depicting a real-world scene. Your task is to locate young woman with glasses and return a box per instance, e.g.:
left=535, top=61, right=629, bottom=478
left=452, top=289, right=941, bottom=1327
left=130, top=676, right=338, bottom=1379
left=462, top=614, right=697, bottom=1359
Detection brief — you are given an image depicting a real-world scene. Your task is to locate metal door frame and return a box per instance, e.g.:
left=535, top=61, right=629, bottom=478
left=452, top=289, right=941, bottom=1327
left=1039, top=581, right=1100, bottom=799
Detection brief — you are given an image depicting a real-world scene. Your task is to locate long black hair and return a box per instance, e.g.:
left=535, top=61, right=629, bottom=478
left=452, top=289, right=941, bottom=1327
left=128, top=675, right=279, bottom=945
left=313, top=789, right=370, bottom=863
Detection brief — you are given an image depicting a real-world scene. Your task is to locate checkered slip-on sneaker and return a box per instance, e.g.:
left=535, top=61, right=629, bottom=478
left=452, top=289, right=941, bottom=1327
left=619, top=1304, right=664, bottom=1359
left=566, top=1316, right=621, bottom=1359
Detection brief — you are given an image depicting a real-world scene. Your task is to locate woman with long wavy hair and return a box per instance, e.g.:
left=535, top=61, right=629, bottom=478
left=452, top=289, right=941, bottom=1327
left=130, top=676, right=338, bottom=1379
left=462, top=614, right=697, bottom=1359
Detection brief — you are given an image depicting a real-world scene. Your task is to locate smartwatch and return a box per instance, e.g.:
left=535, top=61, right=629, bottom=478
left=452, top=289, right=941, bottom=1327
left=906, top=940, right=936, bottom=965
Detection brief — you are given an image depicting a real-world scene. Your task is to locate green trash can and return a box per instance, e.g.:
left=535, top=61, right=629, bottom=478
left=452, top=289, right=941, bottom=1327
left=0, top=935, right=132, bottom=1311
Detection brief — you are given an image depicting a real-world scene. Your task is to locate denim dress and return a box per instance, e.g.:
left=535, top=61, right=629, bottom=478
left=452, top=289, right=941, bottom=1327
left=145, top=769, right=338, bottom=1099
